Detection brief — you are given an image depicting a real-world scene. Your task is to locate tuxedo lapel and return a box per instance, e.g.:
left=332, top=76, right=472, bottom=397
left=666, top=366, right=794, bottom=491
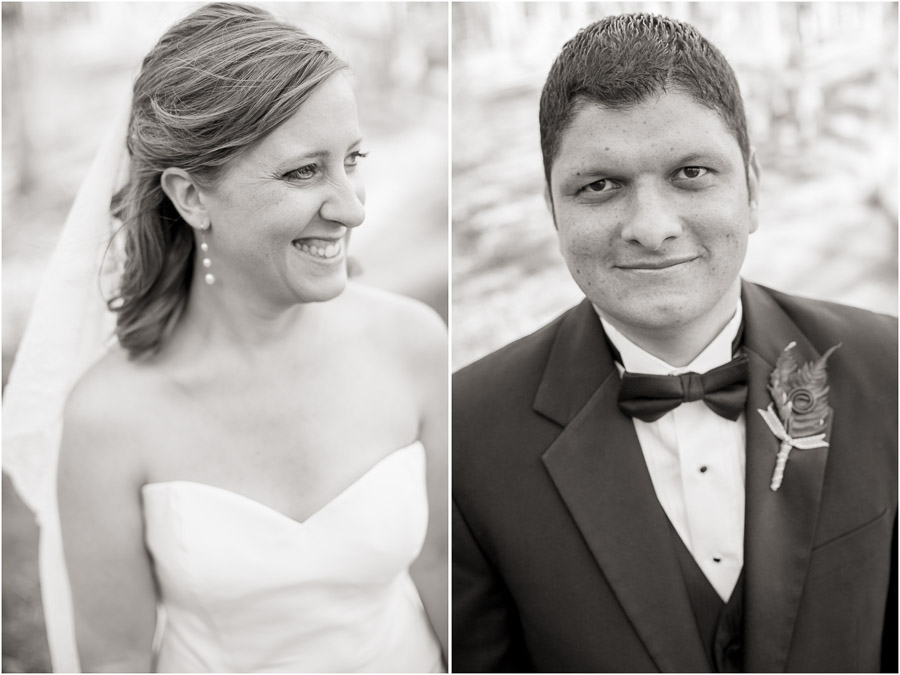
left=741, top=282, right=831, bottom=672
left=536, top=301, right=710, bottom=673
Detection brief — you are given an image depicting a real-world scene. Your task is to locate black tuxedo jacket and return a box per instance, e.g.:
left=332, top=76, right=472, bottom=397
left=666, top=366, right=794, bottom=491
left=453, top=281, right=897, bottom=672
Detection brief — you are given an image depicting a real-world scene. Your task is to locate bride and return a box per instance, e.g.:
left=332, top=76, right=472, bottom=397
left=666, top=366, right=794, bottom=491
left=40, top=3, right=447, bottom=671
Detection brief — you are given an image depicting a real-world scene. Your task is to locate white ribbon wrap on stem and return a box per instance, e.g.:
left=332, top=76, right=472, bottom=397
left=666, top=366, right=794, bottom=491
left=757, top=404, right=829, bottom=491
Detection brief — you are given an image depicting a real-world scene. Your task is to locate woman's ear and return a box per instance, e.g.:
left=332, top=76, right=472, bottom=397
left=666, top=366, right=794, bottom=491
left=160, top=168, right=210, bottom=230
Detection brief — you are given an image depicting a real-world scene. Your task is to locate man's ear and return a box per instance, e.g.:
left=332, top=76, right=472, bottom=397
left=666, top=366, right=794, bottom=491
left=747, top=147, right=761, bottom=234
left=160, top=168, right=210, bottom=231
left=543, top=182, right=557, bottom=231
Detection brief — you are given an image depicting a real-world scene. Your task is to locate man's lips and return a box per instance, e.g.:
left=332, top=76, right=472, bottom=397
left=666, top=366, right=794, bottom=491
left=616, top=255, right=697, bottom=270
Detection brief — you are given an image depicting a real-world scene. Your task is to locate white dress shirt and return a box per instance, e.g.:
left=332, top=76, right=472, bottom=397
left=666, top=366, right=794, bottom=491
left=598, top=302, right=745, bottom=601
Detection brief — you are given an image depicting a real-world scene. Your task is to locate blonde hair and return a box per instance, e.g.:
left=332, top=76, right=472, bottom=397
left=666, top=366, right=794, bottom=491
left=111, top=2, right=346, bottom=358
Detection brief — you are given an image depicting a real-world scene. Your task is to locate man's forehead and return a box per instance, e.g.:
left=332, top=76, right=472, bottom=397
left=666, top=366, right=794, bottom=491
left=552, top=92, right=740, bottom=172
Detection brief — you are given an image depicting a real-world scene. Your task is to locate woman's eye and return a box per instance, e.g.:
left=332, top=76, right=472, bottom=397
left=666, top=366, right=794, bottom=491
left=676, top=166, right=709, bottom=180
left=284, top=164, right=317, bottom=181
left=346, top=150, right=369, bottom=167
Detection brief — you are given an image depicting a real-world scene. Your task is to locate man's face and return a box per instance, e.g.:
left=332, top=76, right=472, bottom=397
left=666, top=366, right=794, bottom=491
left=547, top=90, right=759, bottom=341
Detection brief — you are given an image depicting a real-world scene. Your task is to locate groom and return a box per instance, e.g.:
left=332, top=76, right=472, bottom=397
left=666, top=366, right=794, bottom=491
left=452, top=13, right=897, bottom=673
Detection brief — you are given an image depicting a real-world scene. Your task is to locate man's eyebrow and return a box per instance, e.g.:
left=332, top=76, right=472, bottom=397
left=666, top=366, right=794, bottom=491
left=556, top=148, right=732, bottom=182
left=673, top=151, right=727, bottom=165
left=560, top=160, right=615, bottom=177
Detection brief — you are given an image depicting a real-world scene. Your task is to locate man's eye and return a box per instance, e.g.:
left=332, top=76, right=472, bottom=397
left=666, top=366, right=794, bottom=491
left=285, top=164, right=317, bottom=180
left=676, top=166, right=709, bottom=179
left=582, top=178, right=618, bottom=193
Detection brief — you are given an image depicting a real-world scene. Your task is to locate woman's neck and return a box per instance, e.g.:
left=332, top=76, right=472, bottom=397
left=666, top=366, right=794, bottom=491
left=165, top=281, right=316, bottom=366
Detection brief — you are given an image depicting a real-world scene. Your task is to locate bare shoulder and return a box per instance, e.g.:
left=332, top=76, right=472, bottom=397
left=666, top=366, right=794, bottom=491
left=340, top=282, right=447, bottom=362
left=61, top=346, right=164, bottom=483
left=66, top=346, right=153, bottom=425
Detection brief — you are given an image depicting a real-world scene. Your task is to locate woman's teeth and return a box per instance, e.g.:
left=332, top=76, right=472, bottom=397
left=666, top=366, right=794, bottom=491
left=293, top=239, right=342, bottom=259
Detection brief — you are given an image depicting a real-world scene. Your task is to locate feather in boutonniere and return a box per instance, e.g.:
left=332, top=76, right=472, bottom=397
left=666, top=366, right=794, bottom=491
left=758, top=342, right=840, bottom=491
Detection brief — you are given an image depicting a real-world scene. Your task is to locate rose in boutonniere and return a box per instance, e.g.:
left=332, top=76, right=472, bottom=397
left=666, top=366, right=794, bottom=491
left=758, top=342, right=840, bottom=491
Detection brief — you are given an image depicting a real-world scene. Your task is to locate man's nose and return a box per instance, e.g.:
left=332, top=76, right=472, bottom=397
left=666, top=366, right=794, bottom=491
left=619, top=184, right=683, bottom=251
left=319, top=174, right=366, bottom=229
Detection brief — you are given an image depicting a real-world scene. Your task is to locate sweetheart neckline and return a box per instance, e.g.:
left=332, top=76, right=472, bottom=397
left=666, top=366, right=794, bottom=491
left=142, top=440, right=424, bottom=527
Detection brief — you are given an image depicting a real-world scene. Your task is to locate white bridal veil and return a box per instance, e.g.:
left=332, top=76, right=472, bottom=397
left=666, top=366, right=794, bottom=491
left=3, top=102, right=130, bottom=672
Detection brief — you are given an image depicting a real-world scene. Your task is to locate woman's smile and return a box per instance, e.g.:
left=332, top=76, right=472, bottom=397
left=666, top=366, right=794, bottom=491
left=291, top=236, right=345, bottom=262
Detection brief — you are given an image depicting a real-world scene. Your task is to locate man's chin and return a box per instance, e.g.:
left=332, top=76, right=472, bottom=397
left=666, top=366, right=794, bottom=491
left=593, top=286, right=742, bottom=347
left=591, top=293, right=701, bottom=334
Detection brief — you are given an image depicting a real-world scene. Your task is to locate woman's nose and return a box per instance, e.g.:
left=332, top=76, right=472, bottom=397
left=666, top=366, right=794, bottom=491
left=619, top=185, right=683, bottom=251
left=320, top=174, right=365, bottom=229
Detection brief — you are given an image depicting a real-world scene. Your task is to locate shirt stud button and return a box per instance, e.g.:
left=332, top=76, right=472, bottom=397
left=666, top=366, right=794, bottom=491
left=713, top=556, right=722, bottom=563
left=699, top=466, right=708, bottom=473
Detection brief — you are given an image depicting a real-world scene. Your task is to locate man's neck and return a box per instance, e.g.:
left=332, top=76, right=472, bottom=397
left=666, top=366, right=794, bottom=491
left=597, top=282, right=742, bottom=368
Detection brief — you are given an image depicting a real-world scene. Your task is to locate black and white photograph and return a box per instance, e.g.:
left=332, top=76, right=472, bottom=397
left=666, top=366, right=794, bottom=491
left=452, top=2, right=897, bottom=672
left=2, top=1, right=898, bottom=673
left=3, top=2, right=447, bottom=672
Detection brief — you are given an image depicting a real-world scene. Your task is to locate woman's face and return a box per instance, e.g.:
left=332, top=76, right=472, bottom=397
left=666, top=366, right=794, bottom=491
left=200, top=72, right=366, bottom=307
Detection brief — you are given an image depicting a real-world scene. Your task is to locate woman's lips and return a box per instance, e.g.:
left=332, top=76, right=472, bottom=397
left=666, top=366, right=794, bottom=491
left=292, top=237, right=343, bottom=260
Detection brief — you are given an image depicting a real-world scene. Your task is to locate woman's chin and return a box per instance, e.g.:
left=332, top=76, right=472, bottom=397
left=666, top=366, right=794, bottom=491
left=292, top=272, right=349, bottom=304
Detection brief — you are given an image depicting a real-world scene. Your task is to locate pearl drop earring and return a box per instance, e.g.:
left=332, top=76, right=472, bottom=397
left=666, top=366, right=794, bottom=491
left=200, top=232, right=215, bottom=285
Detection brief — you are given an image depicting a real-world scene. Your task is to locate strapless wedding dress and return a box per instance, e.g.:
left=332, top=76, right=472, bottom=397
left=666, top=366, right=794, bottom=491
left=141, top=441, right=442, bottom=672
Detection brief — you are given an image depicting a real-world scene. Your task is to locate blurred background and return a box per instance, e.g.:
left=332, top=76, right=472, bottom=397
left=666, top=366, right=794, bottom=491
left=453, top=1, right=898, bottom=369
left=2, top=2, right=447, bottom=670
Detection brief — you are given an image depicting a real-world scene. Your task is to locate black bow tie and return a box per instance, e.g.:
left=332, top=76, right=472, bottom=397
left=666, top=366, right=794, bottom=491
left=617, top=353, right=749, bottom=423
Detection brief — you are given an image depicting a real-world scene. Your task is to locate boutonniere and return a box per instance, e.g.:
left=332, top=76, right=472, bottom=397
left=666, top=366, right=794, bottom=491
left=757, top=341, right=840, bottom=491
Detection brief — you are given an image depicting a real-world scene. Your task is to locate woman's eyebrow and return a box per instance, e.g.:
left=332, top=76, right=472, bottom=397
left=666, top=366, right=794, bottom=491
left=281, top=149, right=329, bottom=165
left=279, top=139, right=364, bottom=166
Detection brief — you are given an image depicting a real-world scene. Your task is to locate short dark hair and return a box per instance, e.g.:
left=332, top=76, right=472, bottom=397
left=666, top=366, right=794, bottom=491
left=539, top=13, right=750, bottom=186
